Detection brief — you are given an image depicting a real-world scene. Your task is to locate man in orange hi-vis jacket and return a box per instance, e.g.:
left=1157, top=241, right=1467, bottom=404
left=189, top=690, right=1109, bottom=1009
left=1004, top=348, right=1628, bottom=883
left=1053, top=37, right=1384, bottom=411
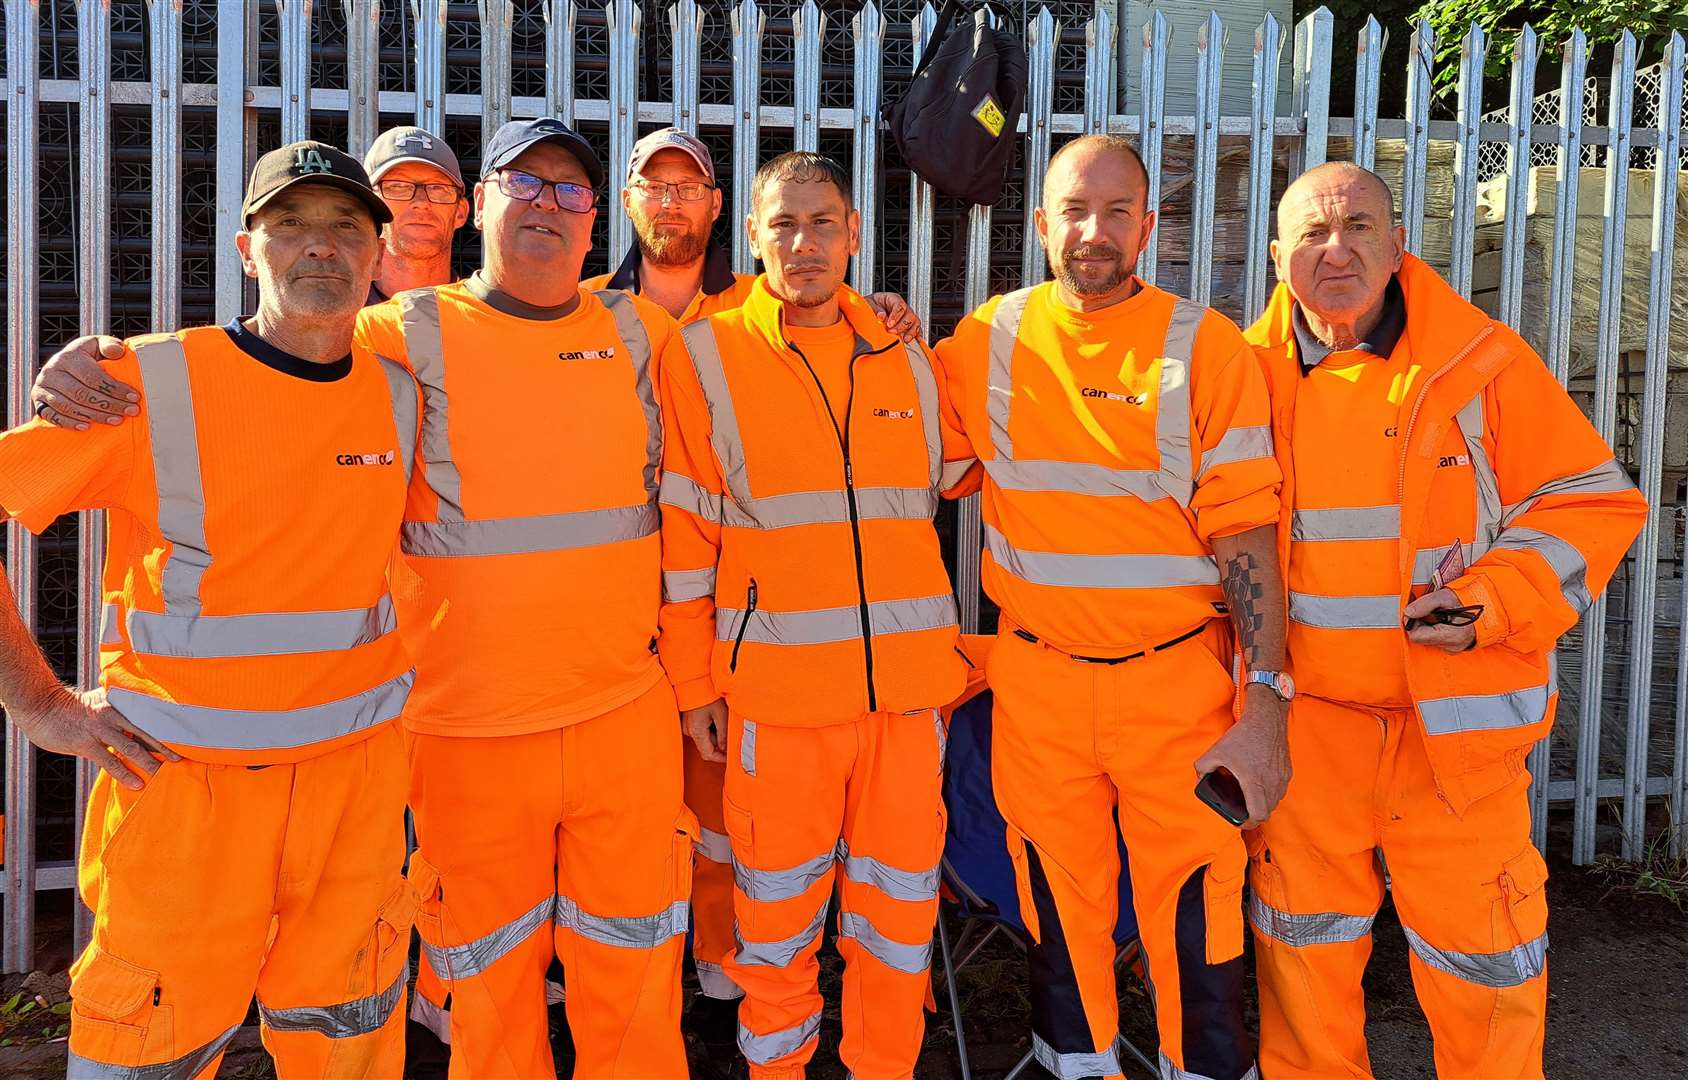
left=658, top=150, right=980, bottom=1079
left=1243, top=161, right=1646, bottom=1079
left=934, top=134, right=1288, bottom=1080
left=0, top=142, right=418, bottom=1079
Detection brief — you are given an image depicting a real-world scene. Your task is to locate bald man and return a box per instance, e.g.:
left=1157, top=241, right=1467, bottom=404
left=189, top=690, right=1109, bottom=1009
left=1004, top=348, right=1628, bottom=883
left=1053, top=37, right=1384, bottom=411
left=1243, top=162, right=1645, bottom=1078
left=934, top=134, right=1286, bottom=1080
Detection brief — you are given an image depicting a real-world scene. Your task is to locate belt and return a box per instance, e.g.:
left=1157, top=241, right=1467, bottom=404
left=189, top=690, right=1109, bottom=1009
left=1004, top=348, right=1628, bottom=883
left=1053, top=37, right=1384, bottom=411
left=1011, top=621, right=1211, bottom=665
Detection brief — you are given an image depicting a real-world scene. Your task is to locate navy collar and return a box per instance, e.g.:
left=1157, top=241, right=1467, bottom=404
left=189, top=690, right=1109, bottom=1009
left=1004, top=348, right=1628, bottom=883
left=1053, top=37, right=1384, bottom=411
left=606, top=239, right=738, bottom=296
left=1293, top=275, right=1407, bottom=372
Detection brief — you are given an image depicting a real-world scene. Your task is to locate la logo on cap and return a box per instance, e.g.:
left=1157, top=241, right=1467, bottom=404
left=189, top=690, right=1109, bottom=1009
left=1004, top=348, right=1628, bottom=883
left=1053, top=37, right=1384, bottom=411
left=294, top=147, right=333, bottom=174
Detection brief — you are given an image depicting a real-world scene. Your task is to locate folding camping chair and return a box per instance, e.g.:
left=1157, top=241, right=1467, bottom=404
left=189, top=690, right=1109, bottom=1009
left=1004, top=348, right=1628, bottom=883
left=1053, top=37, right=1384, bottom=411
left=935, top=687, right=1160, bottom=1080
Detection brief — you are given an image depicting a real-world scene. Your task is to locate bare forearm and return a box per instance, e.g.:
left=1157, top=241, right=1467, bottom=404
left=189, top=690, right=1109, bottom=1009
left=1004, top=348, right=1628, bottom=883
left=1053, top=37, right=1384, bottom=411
left=0, top=556, right=66, bottom=718
left=1211, top=524, right=1286, bottom=672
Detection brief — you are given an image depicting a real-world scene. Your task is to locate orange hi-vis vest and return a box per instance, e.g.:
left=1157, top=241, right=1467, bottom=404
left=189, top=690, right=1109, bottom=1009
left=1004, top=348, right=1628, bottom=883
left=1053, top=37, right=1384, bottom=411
left=1247, top=253, right=1647, bottom=812
left=0, top=326, right=419, bottom=764
left=657, top=278, right=975, bottom=725
left=358, top=276, right=685, bottom=736
left=935, top=279, right=1282, bottom=655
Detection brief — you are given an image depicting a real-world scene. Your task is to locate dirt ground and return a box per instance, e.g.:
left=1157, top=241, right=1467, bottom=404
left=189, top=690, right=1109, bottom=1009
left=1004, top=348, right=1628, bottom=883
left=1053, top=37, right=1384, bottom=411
left=3, top=822, right=1682, bottom=1079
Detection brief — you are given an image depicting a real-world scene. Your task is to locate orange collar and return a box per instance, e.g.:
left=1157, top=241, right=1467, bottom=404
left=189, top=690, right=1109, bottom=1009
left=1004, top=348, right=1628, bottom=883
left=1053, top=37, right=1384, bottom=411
left=741, top=275, right=900, bottom=356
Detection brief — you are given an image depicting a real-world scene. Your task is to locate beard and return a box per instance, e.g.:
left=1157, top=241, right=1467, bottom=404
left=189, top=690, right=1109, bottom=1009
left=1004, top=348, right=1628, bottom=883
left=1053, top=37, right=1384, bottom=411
left=1053, top=243, right=1130, bottom=296
left=634, top=211, right=711, bottom=267
left=784, top=279, right=841, bottom=310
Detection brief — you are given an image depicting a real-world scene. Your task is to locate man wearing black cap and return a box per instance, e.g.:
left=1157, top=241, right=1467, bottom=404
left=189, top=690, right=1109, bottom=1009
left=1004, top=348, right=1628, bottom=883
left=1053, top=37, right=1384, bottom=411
left=0, top=141, right=421, bottom=1077
left=357, top=116, right=697, bottom=1079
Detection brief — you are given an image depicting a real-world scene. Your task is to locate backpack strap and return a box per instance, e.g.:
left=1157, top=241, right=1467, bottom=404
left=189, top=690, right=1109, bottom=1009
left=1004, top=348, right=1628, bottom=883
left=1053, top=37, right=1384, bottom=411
left=909, top=0, right=970, bottom=82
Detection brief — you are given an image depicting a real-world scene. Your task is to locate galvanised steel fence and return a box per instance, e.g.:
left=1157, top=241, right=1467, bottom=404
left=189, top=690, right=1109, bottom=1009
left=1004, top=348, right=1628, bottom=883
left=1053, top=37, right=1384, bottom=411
left=1, top=0, right=1684, bottom=976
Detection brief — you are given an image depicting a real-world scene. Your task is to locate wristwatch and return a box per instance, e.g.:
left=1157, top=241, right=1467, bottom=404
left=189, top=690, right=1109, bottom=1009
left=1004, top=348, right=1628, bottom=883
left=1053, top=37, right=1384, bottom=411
left=1246, top=669, right=1296, bottom=702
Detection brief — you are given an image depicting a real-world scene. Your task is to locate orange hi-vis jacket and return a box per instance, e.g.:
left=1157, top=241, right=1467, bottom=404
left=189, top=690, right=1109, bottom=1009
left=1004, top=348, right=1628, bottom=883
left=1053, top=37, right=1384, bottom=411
left=358, top=275, right=688, bottom=736
left=935, top=279, right=1282, bottom=655
left=582, top=240, right=758, bottom=325
left=0, top=326, right=419, bottom=764
left=1246, top=252, right=1647, bottom=812
left=658, top=278, right=977, bottom=725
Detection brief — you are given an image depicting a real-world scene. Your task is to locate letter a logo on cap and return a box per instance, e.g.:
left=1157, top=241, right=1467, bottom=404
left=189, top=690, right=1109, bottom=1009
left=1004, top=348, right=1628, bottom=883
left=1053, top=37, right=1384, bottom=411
left=294, top=147, right=333, bottom=174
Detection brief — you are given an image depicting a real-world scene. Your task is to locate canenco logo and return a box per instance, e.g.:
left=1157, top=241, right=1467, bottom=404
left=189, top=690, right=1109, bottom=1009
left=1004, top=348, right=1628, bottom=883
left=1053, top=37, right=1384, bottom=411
left=1081, top=386, right=1146, bottom=405
left=336, top=450, right=395, bottom=466
left=557, top=348, right=616, bottom=361
left=1438, top=453, right=1471, bottom=468
left=873, top=407, right=915, bottom=419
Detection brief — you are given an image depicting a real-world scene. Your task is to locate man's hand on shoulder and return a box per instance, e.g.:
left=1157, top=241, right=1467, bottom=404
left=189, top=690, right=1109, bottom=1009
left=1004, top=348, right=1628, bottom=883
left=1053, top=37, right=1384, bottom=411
left=30, top=335, right=138, bottom=431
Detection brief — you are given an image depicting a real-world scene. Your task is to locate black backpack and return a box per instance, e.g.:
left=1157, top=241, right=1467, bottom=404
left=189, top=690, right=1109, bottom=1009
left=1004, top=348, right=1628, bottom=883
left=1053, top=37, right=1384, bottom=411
left=885, top=0, right=1029, bottom=207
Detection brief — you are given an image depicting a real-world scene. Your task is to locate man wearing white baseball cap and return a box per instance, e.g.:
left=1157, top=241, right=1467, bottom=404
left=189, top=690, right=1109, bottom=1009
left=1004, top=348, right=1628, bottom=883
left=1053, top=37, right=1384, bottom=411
left=363, top=125, right=470, bottom=304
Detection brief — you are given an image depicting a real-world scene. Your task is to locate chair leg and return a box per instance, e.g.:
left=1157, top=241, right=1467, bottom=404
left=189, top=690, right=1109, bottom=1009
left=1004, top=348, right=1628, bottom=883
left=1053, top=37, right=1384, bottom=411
left=937, top=907, right=973, bottom=1080
left=1004, top=1049, right=1037, bottom=1079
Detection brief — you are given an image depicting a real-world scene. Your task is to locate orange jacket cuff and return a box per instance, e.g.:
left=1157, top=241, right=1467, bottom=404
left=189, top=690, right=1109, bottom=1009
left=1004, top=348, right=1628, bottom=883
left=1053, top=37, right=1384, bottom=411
left=1449, top=575, right=1507, bottom=649
left=671, top=675, right=720, bottom=713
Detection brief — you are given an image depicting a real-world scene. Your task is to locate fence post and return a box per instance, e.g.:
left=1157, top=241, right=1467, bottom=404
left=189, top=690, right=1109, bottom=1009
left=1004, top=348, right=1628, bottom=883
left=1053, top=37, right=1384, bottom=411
left=344, top=0, right=382, bottom=158
left=150, top=0, right=184, bottom=332
left=1497, top=24, right=1539, bottom=327
left=1352, top=16, right=1383, bottom=171
left=3, top=0, right=41, bottom=977
left=730, top=0, right=763, bottom=274
left=1021, top=6, right=1058, bottom=289
left=1190, top=11, right=1225, bottom=306
left=411, top=0, right=447, bottom=134
left=215, top=0, right=255, bottom=323
left=1138, top=11, right=1167, bottom=284
left=906, top=4, right=936, bottom=328
left=792, top=0, right=824, bottom=153
left=850, top=1, right=884, bottom=294
left=1083, top=2, right=1114, bottom=136
left=544, top=0, right=578, bottom=125
left=480, top=0, right=514, bottom=151
left=1574, top=29, right=1637, bottom=867
left=1243, top=13, right=1283, bottom=324
left=607, top=0, right=641, bottom=258
left=278, top=0, right=313, bottom=143
left=1290, top=5, right=1331, bottom=175
left=1447, top=23, right=1486, bottom=298
left=670, top=0, right=702, bottom=133
left=1401, top=18, right=1434, bottom=255
left=1544, top=29, right=1587, bottom=389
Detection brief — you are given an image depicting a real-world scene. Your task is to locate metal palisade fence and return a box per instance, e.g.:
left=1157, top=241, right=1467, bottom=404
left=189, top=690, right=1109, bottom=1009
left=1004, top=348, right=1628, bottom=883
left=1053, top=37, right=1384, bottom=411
left=1, top=0, right=1685, bottom=976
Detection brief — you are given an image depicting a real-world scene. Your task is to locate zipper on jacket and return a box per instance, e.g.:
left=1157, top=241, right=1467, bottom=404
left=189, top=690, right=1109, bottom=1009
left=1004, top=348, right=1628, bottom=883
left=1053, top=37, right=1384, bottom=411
left=788, top=337, right=898, bottom=712
left=730, top=578, right=757, bottom=673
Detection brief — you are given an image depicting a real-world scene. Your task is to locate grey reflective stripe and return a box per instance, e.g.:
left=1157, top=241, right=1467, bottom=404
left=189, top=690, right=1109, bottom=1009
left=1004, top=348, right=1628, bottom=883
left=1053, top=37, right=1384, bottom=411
left=716, top=594, right=956, bottom=645
left=1454, top=394, right=1501, bottom=548
left=1504, top=456, right=1635, bottom=520
left=934, top=710, right=947, bottom=766
left=1418, top=682, right=1550, bottom=735
left=1402, top=926, right=1547, bottom=988
left=741, top=719, right=756, bottom=776
left=681, top=320, right=752, bottom=506
left=1412, top=542, right=1477, bottom=586
left=1153, top=299, right=1205, bottom=506
left=374, top=352, right=420, bottom=487
left=837, top=841, right=939, bottom=901
left=1161, top=1055, right=1260, bottom=1080
left=401, top=289, right=466, bottom=521
left=663, top=567, right=717, bottom=604
left=1248, top=894, right=1376, bottom=947
left=985, top=287, right=1035, bottom=461
left=259, top=965, right=406, bottom=1037
left=695, top=827, right=733, bottom=864
left=125, top=595, right=397, bottom=659
left=986, top=524, right=1220, bottom=589
left=734, top=898, right=827, bottom=967
left=734, top=848, right=836, bottom=902
left=659, top=470, right=721, bottom=524
left=555, top=894, right=689, bottom=948
left=837, top=911, right=932, bottom=974
left=100, top=602, right=123, bottom=645
left=1291, top=505, right=1401, bottom=542
left=592, top=289, right=661, bottom=503
left=1030, top=1033, right=1122, bottom=1080
left=722, top=485, right=937, bottom=530
left=738, top=1012, right=821, bottom=1065
left=400, top=503, right=658, bottom=558
left=1288, top=591, right=1400, bottom=630
left=1197, top=423, right=1274, bottom=480
left=68, top=1023, right=240, bottom=1080
left=1490, top=526, right=1592, bottom=613
left=422, top=894, right=553, bottom=981
left=984, top=458, right=1168, bottom=501
left=105, top=669, right=412, bottom=752
left=135, top=338, right=211, bottom=614
left=903, top=340, right=944, bottom=486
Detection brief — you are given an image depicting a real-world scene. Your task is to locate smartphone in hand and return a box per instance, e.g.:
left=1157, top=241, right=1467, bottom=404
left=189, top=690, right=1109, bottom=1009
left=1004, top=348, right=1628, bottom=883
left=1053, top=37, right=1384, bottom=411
left=1195, top=767, right=1248, bottom=826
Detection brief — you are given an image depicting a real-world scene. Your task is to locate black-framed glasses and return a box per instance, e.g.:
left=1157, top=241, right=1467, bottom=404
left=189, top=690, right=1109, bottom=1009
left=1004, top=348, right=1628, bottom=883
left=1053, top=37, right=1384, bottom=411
left=375, top=178, right=462, bottom=205
left=629, top=178, right=716, bottom=203
left=493, top=168, right=599, bottom=213
left=1404, top=604, right=1485, bottom=630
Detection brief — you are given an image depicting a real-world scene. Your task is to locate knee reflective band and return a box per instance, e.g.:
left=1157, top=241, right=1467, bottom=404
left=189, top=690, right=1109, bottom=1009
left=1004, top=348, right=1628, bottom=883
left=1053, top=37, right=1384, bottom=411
left=1401, top=927, right=1547, bottom=989
left=554, top=894, right=690, bottom=949
left=421, top=894, right=555, bottom=981
left=1159, top=1054, right=1260, bottom=1080
left=837, top=841, right=941, bottom=902
left=67, top=1023, right=241, bottom=1080
left=837, top=911, right=932, bottom=975
left=735, top=848, right=837, bottom=903
left=1031, top=1032, right=1124, bottom=1080
left=1247, top=895, right=1376, bottom=948
left=258, top=965, right=407, bottom=1038
left=739, top=1011, right=822, bottom=1065
left=734, top=902, right=829, bottom=968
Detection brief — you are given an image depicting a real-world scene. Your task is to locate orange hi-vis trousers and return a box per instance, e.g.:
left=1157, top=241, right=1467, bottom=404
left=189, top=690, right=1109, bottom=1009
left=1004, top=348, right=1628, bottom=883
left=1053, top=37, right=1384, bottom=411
left=1249, top=695, right=1549, bottom=1079
left=686, top=738, right=742, bottom=1001
left=68, top=723, right=412, bottom=1079
left=722, top=709, right=948, bottom=1080
left=988, top=621, right=1255, bottom=1080
left=404, top=680, right=696, bottom=1079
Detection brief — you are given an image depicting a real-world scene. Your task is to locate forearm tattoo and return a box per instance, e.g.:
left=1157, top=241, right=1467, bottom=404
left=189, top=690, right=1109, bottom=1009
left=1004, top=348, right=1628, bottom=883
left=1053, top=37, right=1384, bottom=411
left=1221, top=552, right=1266, bottom=665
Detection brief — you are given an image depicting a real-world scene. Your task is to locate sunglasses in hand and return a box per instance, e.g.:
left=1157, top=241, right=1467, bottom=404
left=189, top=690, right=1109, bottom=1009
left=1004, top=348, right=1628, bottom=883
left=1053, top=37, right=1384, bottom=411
left=1404, top=604, right=1485, bottom=631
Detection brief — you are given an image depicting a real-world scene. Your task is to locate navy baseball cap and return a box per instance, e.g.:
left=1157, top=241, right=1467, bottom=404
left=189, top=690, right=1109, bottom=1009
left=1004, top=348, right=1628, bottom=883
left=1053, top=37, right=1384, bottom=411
left=481, top=118, right=604, bottom=190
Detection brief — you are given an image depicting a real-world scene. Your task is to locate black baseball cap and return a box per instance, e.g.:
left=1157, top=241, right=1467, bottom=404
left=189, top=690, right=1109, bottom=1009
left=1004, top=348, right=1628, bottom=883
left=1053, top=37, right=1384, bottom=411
left=481, top=118, right=604, bottom=191
left=242, top=140, right=394, bottom=227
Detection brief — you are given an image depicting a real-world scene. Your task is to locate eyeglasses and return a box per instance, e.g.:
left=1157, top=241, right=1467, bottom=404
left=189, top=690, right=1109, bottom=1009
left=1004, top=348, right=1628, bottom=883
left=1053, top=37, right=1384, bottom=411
left=629, top=178, right=716, bottom=203
left=375, top=179, right=462, bottom=205
left=1404, top=604, right=1485, bottom=630
left=493, top=168, right=599, bottom=213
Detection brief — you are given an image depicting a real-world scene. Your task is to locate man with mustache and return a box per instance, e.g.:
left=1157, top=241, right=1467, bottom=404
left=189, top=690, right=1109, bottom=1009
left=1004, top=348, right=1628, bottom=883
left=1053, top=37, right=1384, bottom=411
left=0, top=141, right=417, bottom=1076
left=659, top=150, right=978, bottom=1078
left=933, top=133, right=1286, bottom=1080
